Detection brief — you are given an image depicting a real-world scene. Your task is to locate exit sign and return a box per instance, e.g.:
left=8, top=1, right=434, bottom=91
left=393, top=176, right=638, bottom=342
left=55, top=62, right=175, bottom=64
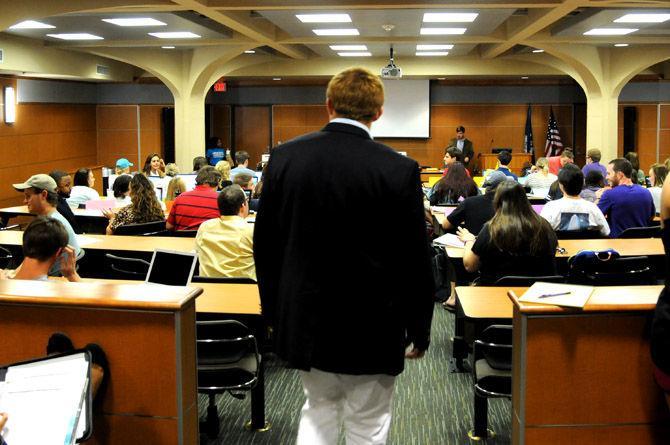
left=213, top=80, right=226, bottom=92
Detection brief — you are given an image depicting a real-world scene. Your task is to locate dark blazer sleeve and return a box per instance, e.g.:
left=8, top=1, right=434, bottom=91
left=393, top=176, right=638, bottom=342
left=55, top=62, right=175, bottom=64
left=463, top=140, right=474, bottom=163
left=398, top=164, right=435, bottom=351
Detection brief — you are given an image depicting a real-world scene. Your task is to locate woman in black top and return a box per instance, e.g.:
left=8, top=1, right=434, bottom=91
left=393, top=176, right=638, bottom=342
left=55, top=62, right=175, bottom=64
left=429, top=162, right=478, bottom=206
left=456, top=181, right=557, bottom=284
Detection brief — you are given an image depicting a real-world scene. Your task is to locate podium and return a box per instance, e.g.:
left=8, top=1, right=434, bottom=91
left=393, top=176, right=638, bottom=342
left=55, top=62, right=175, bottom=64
left=479, top=153, right=532, bottom=176
left=0, top=280, right=201, bottom=444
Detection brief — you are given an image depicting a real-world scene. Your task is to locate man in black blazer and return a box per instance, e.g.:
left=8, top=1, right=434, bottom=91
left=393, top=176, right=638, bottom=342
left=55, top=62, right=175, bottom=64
left=254, top=67, right=434, bottom=444
left=446, top=125, right=475, bottom=169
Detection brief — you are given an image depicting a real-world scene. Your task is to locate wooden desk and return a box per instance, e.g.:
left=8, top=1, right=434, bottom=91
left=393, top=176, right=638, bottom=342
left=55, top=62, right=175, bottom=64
left=509, top=286, right=670, bottom=443
left=0, top=279, right=200, bottom=444
left=480, top=153, right=531, bottom=176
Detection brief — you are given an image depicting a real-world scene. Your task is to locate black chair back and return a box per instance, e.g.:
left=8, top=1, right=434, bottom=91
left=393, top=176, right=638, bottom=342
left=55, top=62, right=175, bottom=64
left=0, top=246, right=13, bottom=269
left=494, top=275, right=564, bottom=286
left=192, top=276, right=256, bottom=284
left=114, top=220, right=166, bottom=236
left=171, top=229, right=198, bottom=238
left=618, top=226, right=661, bottom=238
left=555, top=229, right=604, bottom=240
left=475, top=325, right=513, bottom=371
left=105, top=253, right=150, bottom=280
left=568, top=255, right=654, bottom=286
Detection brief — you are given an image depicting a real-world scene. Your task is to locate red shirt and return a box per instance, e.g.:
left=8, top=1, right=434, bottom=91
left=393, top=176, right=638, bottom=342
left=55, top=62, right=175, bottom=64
left=547, top=156, right=562, bottom=176
left=167, top=185, right=219, bottom=231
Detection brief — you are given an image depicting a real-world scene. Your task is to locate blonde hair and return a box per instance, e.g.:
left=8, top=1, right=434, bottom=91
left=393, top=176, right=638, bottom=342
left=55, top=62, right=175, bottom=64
left=165, top=177, right=187, bottom=201
left=535, top=157, right=549, bottom=174
left=165, top=163, right=179, bottom=177
left=326, top=67, right=384, bottom=123
left=115, top=166, right=129, bottom=175
left=215, top=160, right=231, bottom=181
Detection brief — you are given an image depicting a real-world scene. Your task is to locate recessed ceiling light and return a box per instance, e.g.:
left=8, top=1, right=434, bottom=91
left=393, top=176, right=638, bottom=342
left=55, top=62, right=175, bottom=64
left=417, top=44, right=454, bottom=50
left=521, top=76, right=529, bottom=79
left=296, top=14, right=351, bottom=23
left=102, top=18, right=166, bottom=27
left=148, top=31, right=201, bottom=39
left=423, top=13, right=478, bottom=23
left=9, top=20, right=55, bottom=29
left=614, top=13, right=670, bottom=23
left=330, top=45, right=368, bottom=51
left=416, top=51, right=449, bottom=56
left=273, top=78, right=282, bottom=81
left=437, top=78, right=446, bottom=80
left=161, top=46, right=175, bottom=49
left=244, top=50, right=256, bottom=54
left=532, top=49, right=544, bottom=53
left=46, top=33, right=104, bottom=40
left=313, top=29, right=359, bottom=36
left=420, top=28, right=467, bottom=35
left=583, top=28, right=638, bottom=36
left=337, top=52, right=371, bottom=57
left=614, top=43, right=629, bottom=47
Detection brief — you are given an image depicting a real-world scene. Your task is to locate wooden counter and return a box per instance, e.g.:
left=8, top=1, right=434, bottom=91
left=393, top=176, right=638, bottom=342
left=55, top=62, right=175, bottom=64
left=0, top=279, right=201, bottom=444
left=480, top=153, right=531, bottom=176
left=508, top=286, right=670, bottom=444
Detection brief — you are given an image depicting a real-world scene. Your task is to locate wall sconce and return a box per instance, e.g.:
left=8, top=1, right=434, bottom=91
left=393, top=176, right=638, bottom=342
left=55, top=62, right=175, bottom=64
left=4, top=86, right=16, bottom=124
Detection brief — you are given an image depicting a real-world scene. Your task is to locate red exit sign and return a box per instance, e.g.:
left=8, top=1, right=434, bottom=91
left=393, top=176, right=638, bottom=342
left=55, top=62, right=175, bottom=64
left=213, top=80, right=226, bottom=92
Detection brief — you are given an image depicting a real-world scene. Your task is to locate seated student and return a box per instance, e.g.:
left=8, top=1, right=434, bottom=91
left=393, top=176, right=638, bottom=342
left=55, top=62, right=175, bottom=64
left=67, top=168, right=100, bottom=208
left=625, top=151, right=645, bottom=185
left=547, top=149, right=574, bottom=176
left=191, top=156, right=208, bottom=174
left=524, top=157, right=557, bottom=197
left=234, top=173, right=258, bottom=211
left=582, top=148, right=607, bottom=178
left=215, top=160, right=233, bottom=190
left=442, top=170, right=508, bottom=234
left=112, top=174, right=131, bottom=207
left=164, top=163, right=187, bottom=201
left=496, top=150, right=518, bottom=181
left=12, top=217, right=81, bottom=282
left=115, top=158, right=133, bottom=175
left=142, top=153, right=165, bottom=177
left=49, top=170, right=80, bottom=234
left=579, top=170, right=605, bottom=203
left=195, top=185, right=256, bottom=280
left=230, top=151, right=256, bottom=179
left=540, top=164, right=610, bottom=236
left=441, top=147, right=470, bottom=177
left=166, top=166, right=221, bottom=231
left=597, top=158, right=655, bottom=238
left=648, top=163, right=667, bottom=214
left=456, top=181, right=558, bottom=285
left=107, top=174, right=165, bottom=235
left=430, top=162, right=478, bottom=206
left=13, top=174, right=82, bottom=275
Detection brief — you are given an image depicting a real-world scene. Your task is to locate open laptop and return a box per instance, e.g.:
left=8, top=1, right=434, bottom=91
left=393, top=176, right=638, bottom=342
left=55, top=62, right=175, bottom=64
left=144, top=249, right=198, bottom=286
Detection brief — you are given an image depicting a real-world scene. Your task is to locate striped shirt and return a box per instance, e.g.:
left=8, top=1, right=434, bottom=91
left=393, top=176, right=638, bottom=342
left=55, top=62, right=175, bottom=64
left=167, top=185, right=219, bottom=231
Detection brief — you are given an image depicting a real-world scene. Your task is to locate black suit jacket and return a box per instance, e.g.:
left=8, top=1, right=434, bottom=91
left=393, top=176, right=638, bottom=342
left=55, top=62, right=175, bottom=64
left=254, top=122, right=434, bottom=376
left=447, top=137, right=474, bottom=165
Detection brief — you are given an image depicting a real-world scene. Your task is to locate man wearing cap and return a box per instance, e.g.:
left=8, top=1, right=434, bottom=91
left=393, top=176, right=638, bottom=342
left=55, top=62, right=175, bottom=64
left=13, top=174, right=82, bottom=275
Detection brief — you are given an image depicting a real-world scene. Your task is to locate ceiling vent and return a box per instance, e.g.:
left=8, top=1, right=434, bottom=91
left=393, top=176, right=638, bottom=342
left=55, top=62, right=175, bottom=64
left=96, top=64, right=110, bottom=76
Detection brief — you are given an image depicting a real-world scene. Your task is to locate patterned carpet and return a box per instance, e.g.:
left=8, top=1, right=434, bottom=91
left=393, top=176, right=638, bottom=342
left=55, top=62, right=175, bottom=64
left=198, top=304, right=512, bottom=444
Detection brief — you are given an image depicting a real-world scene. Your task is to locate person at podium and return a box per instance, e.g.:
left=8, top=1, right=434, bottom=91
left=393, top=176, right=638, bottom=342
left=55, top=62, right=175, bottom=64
left=446, top=126, right=474, bottom=170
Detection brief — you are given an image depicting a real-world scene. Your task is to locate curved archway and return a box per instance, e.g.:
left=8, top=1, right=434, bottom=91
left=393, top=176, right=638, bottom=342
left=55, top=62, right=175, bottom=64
left=612, top=50, right=670, bottom=98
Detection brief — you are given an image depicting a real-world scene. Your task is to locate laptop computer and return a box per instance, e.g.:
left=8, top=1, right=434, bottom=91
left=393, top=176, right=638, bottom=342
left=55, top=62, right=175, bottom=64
left=144, top=249, right=198, bottom=286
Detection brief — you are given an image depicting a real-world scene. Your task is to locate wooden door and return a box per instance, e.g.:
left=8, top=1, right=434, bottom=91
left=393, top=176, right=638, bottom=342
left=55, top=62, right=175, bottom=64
left=234, top=106, right=270, bottom=168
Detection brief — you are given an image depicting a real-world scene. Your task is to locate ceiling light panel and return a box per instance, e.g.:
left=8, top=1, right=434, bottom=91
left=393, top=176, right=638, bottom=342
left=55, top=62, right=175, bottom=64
left=423, top=13, right=478, bottom=23
left=416, top=44, right=454, bottom=50
left=338, top=52, right=372, bottom=57
left=420, top=28, right=467, bottom=35
left=583, top=28, right=638, bottom=35
left=330, top=45, right=368, bottom=51
left=46, top=33, right=103, bottom=40
left=313, top=29, right=359, bottom=36
left=9, top=20, right=55, bottom=29
left=148, top=31, right=201, bottom=39
left=102, top=18, right=166, bottom=27
left=296, top=14, right=351, bottom=23
left=416, top=51, right=449, bottom=56
left=532, top=49, right=544, bottom=53
left=614, top=43, right=629, bottom=47
left=614, top=13, right=670, bottom=23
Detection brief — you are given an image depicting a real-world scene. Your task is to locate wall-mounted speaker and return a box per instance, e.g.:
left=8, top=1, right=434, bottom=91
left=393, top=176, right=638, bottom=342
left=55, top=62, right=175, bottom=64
left=623, top=106, right=637, bottom=154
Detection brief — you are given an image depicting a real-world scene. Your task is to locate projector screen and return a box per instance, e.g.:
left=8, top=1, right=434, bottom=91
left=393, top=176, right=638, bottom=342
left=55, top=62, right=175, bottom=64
left=371, top=79, right=430, bottom=138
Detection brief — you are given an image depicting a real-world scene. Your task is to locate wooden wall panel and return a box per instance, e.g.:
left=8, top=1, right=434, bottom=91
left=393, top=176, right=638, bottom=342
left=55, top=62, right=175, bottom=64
left=211, top=105, right=232, bottom=148
left=234, top=106, right=270, bottom=168
left=272, top=104, right=573, bottom=169
left=96, top=105, right=138, bottom=170
left=139, top=105, right=164, bottom=165
left=0, top=78, right=98, bottom=208
left=618, top=104, right=670, bottom=172
left=660, top=104, right=670, bottom=164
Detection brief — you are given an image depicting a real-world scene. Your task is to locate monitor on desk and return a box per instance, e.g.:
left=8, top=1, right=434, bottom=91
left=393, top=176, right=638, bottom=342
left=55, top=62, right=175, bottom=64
left=492, top=148, right=512, bottom=154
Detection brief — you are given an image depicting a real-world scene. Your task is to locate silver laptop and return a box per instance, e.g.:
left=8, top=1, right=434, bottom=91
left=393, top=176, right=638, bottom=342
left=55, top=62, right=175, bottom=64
left=144, top=249, right=198, bottom=286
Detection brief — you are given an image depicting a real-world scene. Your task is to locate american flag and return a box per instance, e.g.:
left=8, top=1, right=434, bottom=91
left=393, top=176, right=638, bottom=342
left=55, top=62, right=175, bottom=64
left=544, top=107, right=563, bottom=157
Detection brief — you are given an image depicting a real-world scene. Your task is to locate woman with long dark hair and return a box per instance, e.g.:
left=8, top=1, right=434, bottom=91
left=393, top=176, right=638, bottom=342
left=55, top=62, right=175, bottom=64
left=429, top=162, right=478, bottom=206
left=106, top=174, right=165, bottom=234
left=67, top=168, right=100, bottom=208
left=456, top=181, right=558, bottom=284
left=142, top=153, right=165, bottom=178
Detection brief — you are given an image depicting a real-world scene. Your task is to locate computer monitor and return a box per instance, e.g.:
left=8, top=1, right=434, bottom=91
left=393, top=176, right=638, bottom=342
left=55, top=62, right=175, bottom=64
left=145, top=249, right=198, bottom=286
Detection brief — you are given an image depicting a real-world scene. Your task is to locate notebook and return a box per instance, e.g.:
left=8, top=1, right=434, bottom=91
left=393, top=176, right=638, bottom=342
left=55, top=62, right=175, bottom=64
left=518, top=282, right=595, bottom=308
left=145, top=249, right=198, bottom=286
left=432, top=233, right=465, bottom=248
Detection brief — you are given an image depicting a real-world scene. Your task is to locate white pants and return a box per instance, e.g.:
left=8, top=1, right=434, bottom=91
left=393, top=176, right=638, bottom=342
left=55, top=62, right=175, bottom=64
left=296, top=368, right=396, bottom=445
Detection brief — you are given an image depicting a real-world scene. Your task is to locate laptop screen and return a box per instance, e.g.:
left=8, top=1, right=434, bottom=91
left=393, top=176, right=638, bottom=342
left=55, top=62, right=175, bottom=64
left=145, top=249, right=197, bottom=286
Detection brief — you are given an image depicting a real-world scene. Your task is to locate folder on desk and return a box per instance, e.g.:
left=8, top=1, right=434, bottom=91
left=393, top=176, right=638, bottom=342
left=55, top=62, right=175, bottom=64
left=0, top=350, right=92, bottom=445
left=519, top=282, right=594, bottom=308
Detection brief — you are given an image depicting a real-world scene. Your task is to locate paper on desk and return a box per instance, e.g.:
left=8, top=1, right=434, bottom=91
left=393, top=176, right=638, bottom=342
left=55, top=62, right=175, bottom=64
left=433, top=233, right=465, bottom=248
left=519, top=282, right=594, bottom=308
left=0, top=353, right=89, bottom=445
left=76, top=235, right=103, bottom=246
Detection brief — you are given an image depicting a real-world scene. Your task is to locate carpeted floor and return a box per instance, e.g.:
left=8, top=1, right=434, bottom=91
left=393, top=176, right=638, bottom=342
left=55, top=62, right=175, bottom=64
left=198, top=303, right=511, bottom=444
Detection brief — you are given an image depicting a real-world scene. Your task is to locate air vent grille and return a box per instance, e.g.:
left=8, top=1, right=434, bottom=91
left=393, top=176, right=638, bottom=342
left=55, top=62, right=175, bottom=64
left=96, top=64, right=110, bottom=76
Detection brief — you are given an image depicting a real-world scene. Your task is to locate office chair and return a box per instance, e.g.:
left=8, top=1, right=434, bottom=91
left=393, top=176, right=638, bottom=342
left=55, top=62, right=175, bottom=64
left=113, top=220, right=166, bottom=236
left=494, top=275, right=564, bottom=286
left=567, top=255, right=654, bottom=286
left=618, top=226, right=661, bottom=239
left=470, top=324, right=512, bottom=440
left=104, top=254, right=150, bottom=280
left=197, top=320, right=261, bottom=439
left=555, top=229, right=605, bottom=240
left=192, top=276, right=256, bottom=284
left=171, top=229, right=198, bottom=238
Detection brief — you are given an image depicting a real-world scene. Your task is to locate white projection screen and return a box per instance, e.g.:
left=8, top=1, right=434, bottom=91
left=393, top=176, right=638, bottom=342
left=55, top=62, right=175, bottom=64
left=371, top=79, right=430, bottom=138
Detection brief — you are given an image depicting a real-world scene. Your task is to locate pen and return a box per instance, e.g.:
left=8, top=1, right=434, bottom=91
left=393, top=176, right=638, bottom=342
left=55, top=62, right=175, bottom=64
left=538, top=291, right=571, bottom=299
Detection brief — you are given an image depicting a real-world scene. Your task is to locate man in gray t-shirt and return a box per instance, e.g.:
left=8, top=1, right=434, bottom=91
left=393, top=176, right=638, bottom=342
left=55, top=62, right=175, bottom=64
left=13, top=174, right=82, bottom=275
